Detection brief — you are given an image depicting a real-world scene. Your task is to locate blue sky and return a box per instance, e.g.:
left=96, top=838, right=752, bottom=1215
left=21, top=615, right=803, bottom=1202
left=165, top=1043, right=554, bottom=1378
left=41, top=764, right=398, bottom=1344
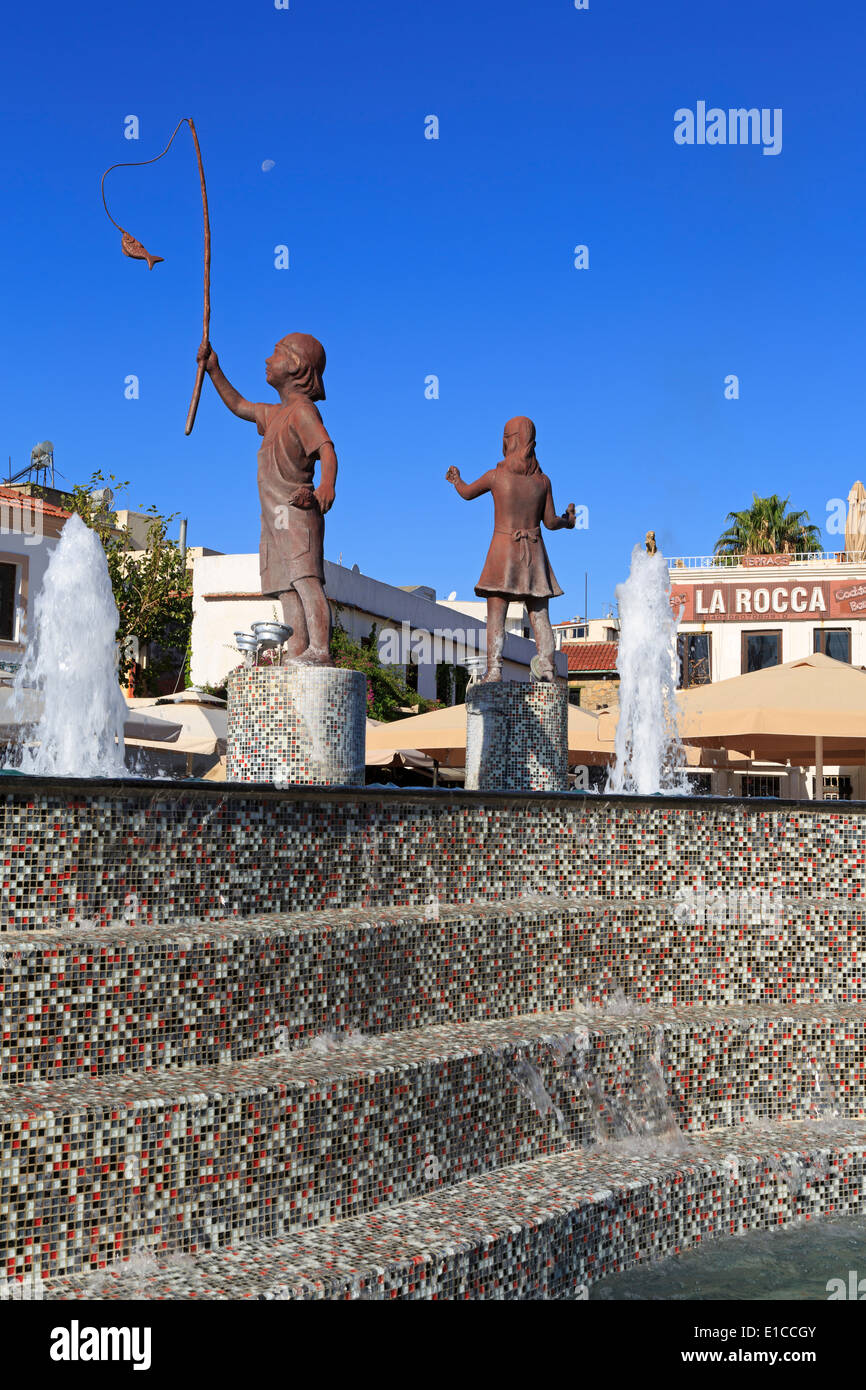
left=2, top=0, right=864, bottom=621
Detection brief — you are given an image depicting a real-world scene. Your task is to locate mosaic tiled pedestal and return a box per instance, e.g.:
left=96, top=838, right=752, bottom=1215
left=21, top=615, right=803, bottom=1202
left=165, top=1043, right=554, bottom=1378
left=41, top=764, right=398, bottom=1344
left=465, top=680, right=568, bottom=791
left=226, top=665, right=365, bottom=786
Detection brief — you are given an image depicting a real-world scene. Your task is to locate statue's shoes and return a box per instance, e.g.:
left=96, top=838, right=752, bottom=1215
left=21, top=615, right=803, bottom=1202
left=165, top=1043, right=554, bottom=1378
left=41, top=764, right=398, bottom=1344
left=530, top=655, right=556, bottom=682
left=287, top=649, right=332, bottom=667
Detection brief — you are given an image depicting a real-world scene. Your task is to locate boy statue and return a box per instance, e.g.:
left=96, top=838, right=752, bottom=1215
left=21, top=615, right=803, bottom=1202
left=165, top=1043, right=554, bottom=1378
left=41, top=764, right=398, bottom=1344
left=198, top=332, right=336, bottom=665
left=446, top=416, right=576, bottom=682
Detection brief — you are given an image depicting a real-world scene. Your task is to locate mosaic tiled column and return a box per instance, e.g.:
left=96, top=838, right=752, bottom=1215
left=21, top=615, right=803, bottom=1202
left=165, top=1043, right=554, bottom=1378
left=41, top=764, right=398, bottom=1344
left=465, top=680, right=568, bottom=792
left=226, top=665, right=366, bottom=786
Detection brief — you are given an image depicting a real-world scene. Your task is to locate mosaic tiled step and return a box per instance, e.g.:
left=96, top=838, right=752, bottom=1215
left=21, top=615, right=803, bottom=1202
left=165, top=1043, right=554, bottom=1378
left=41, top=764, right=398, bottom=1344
left=3, top=1008, right=865, bottom=1282
left=5, top=898, right=866, bottom=1084
left=0, top=904, right=577, bottom=1082
left=34, top=1118, right=866, bottom=1300
left=3, top=780, right=866, bottom=931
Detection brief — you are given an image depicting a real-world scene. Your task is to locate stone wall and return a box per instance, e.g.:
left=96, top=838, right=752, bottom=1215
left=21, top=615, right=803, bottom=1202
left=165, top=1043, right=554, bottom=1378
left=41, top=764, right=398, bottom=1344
left=569, top=678, right=620, bottom=712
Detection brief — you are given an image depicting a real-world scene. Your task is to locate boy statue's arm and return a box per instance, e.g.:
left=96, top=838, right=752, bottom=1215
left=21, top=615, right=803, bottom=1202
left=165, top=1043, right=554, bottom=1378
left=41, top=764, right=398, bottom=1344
left=197, top=342, right=257, bottom=423
left=445, top=466, right=493, bottom=500
left=316, top=442, right=337, bottom=514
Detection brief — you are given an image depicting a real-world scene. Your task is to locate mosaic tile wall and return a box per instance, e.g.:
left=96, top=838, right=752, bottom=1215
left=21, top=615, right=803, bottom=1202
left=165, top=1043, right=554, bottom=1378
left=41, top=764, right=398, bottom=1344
left=34, top=1128, right=866, bottom=1299
left=2, top=779, right=864, bottom=931
left=4, top=1009, right=864, bottom=1281
left=226, top=666, right=366, bottom=786
left=248, top=1132, right=866, bottom=1301
left=3, top=903, right=866, bottom=1083
left=1, top=778, right=865, bottom=1297
left=465, top=680, right=568, bottom=791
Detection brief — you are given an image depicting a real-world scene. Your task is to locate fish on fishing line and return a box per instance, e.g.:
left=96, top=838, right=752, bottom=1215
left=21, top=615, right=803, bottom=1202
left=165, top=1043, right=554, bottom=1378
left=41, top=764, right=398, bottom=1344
left=120, top=230, right=164, bottom=271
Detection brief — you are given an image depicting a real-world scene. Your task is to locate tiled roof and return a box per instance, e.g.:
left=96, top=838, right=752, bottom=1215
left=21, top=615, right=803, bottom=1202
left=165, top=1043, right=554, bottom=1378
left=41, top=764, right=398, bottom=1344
left=562, top=641, right=619, bottom=674
left=0, top=488, right=72, bottom=520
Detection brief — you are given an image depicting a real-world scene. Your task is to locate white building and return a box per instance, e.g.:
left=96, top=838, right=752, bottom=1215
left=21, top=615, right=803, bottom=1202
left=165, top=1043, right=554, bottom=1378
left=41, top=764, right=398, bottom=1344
left=190, top=555, right=566, bottom=697
left=669, top=549, right=866, bottom=799
left=438, top=597, right=531, bottom=640
left=0, top=487, right=70, bottom=675
left=552, top=614, right=620, bottom=648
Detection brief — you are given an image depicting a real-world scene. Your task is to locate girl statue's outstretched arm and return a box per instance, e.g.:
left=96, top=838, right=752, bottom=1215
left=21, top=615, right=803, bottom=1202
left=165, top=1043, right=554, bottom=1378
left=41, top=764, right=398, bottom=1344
left=445, top=466, right=494, bottom=500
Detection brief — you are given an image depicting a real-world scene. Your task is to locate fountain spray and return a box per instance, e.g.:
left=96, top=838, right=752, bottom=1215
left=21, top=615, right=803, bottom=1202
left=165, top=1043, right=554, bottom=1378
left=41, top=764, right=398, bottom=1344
left=9, top=514, right=127, bottom=777
left=607, top=543, right=689, bottom=796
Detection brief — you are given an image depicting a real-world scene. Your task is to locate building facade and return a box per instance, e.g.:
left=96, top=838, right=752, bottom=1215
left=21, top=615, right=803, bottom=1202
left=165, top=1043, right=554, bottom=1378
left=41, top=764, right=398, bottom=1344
left=553, top=615, right=620, bottom=648
left=669, top=550, right=866, bottom=799
left=0, top=487, right=71, bottom=677
left=561, top=641, right=620, bottom=712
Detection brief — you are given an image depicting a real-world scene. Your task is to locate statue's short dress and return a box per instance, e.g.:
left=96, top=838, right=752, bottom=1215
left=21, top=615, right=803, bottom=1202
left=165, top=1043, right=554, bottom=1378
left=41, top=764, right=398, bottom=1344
left=255, top=395, right=332, bottom=596
left=474, top=471, right=564, bottom=600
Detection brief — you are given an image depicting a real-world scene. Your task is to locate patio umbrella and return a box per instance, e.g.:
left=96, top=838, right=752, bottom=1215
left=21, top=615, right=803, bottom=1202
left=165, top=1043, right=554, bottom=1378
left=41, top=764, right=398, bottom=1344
left=124, top=692, right=226, bottom=756
left=365, top=698, right=614, bottom=768
left=598, top=654, right=866, bottom=799
left=0, top=687, right=183, bottom=744
left=845, top=480, right=866, bottom=559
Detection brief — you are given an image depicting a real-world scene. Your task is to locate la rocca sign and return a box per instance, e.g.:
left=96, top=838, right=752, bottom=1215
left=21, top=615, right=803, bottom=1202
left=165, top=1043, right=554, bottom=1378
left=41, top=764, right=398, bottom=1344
left=670, top=578, right=866, bottom=623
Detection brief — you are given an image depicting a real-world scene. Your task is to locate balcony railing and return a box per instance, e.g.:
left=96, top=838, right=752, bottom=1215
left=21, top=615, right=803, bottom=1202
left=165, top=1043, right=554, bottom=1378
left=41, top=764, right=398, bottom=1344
left=666, top=551, right=862, bottom=571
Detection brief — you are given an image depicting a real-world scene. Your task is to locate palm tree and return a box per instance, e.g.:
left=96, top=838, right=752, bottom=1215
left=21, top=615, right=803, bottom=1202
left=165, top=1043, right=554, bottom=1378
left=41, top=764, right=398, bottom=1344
left=714, top=494, right=823, bottom=558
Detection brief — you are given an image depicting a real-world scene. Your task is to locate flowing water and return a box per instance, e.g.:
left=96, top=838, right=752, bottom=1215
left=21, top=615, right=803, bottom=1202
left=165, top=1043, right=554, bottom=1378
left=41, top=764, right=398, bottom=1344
left=590, top=1216, right=866, bottom=1299
left=607, top=544, right=688, bottom=795
left=6, top=514, right=127, bottom=776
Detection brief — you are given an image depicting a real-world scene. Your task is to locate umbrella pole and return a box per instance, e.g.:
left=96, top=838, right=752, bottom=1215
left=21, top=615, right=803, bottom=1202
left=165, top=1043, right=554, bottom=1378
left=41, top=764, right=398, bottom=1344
left=814, top=735, right=824, bottom=801
left=432, top=759, right=439, bottom=787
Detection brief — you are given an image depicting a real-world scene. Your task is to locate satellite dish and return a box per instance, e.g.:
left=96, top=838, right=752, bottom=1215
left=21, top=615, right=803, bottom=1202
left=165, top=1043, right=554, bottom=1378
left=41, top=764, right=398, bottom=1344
left=447, top=590, right=457, bottom=601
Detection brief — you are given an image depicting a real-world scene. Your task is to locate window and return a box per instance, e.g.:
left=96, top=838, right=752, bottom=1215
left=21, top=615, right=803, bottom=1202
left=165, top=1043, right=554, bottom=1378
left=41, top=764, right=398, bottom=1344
left=821, top=775, right=853, bottom=801
left=742, top=630, right=781, bottom=673
left=0, top=564, right=16, bottom=641
left=677, top=632, right=712, bottom=687
left=740, top=774, right=782, bottom=798
left=814, top=628, right=851, bottom=663
left=568, top=687, right=582, bottom=708
left=685, top=773, right=713, bottom=795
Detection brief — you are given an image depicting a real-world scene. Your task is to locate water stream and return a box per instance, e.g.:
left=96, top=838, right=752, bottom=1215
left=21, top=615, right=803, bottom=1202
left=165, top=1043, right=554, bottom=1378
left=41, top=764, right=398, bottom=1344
left=607, top=544, right=688, bottom=795
left=6, top=514, right=127, bottom=776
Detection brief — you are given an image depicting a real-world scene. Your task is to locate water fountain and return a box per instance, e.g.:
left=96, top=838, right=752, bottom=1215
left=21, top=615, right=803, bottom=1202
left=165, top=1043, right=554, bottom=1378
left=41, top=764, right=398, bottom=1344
left=1, top=527, right=865, bottom=1302
left=607, top=542, right=688, bottom=795
left=7, top=513, right=127, bottom=777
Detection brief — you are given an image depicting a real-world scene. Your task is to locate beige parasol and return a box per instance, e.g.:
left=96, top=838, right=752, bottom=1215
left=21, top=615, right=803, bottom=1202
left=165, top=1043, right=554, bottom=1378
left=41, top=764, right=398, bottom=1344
left=365, top=698, right=614, bottom=768
left=648, top=653, right=866, bottom=799
left=0, top=687, right=183, bottom=745
left=124, top=692, right=226, bottom=757
left=845, top=481, right=866, bottom=559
